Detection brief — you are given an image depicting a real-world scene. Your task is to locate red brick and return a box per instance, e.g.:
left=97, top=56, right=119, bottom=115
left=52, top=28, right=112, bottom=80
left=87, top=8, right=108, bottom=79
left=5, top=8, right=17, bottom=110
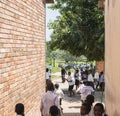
left=0, top=0, right=46, bottom=115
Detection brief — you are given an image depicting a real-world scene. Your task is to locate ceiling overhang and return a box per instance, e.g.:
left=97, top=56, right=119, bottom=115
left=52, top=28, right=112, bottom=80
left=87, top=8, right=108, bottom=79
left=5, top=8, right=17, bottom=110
left=46, top=0, right=54, bottom=3
left=98, top=0, right=105, bottom=10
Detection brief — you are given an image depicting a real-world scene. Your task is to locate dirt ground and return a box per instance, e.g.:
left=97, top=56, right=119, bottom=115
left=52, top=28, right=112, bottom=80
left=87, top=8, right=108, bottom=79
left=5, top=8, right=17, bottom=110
left=52, top=72, right=105, bottom=116
left=28, top=72, right=104, bottom=116
left=53, top=78, right=81, bottom=116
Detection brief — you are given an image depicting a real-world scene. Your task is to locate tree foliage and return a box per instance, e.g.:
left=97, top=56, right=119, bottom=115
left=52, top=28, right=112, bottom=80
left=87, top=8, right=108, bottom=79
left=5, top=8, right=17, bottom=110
left=48, top=0, right=104, bottom=61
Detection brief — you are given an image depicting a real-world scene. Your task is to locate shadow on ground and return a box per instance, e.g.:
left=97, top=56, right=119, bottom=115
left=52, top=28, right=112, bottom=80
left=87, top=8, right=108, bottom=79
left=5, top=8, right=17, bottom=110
left=62, top=88, right=81, bottom=103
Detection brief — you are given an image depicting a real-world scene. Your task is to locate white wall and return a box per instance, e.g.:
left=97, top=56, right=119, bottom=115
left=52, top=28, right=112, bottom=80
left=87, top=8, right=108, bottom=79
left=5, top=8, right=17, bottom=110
left=105, top=0, right=120, bottom=115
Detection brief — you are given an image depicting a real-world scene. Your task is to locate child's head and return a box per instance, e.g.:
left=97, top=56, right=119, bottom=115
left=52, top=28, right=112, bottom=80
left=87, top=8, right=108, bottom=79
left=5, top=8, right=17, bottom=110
left=86, top=81, right=90, bottom=86
left=88, top=69, right=91, bottom=74
left=68, top=71, right=71, bottom=75
left=47, top=82, right=55, bottom=91
left=94, top=103, right=105, bottom=116
left=49, top=105, right=59, bottom=116
left=15, top=103, right=24, bottom=115
left=76, top=69, right=79, bottom=72
left=46, top=68, right=49, bottom=72
left=85, top=94, right=94, bottom=106
left=80, top=102, right=91, bottom=115
left=55, top=83, right=59, bottom=89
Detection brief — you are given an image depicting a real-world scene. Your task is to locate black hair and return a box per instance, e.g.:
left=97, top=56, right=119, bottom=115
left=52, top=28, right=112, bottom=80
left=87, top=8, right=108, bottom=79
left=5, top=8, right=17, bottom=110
left=55, top=83, right=59, bottom=89
left=46, top=82, right=55, bottom=91
left=49, top=105, right=59, bottom=116
left=81, top=102, right=91, bottom=114
left=85, top=95, right=94, bottom=106
left=46, top=68, right=49, bottom=72
left=15, top=103, right=24, bottom=115
left=68, top=71, right=71, bottom=75
left=94, top=103, right=105, bottom=112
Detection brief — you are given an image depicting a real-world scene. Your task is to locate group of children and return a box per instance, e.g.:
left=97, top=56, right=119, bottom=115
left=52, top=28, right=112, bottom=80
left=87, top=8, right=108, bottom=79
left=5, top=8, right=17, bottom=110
left=64, top=70, right=94, bottom=101
left=14, top=67, right=106, bottom=116
left=80, top=94, right=108, bottom=116
left=15, top=96, right=107, bottom=116
left=41, top=67, right=106, bottom=116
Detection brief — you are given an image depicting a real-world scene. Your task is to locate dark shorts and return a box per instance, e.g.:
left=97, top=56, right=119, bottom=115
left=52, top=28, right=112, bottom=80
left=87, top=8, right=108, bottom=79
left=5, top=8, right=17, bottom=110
left=75, top=80, right=79, bottom=86
left=68, top=85, right=74, bottom=91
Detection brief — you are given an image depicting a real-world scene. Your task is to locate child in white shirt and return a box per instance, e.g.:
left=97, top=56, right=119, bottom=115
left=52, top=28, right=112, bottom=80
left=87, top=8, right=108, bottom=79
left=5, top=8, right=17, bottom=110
left=66, top=71, right=75, bottom=97
left=54, top=83, right=64, bottom=105
left=80, top=81, right=94, bottom=102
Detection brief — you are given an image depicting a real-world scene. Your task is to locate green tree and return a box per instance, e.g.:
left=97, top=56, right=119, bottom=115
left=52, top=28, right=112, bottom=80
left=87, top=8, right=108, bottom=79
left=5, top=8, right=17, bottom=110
left=48, top=0, right=104, bottom=61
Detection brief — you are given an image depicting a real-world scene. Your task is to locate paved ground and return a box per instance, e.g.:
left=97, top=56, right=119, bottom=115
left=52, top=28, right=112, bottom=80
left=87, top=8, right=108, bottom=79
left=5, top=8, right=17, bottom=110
left=52, top=72, right=105, bottom=116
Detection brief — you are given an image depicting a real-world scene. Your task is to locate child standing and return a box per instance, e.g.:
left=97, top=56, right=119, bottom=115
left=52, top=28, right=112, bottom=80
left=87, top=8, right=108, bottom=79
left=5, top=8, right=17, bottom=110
left=66, top=71, right=75, bottom=97
left=54, top=83, right=64, bottom=105
left=74, top=69, right=80, bottom=90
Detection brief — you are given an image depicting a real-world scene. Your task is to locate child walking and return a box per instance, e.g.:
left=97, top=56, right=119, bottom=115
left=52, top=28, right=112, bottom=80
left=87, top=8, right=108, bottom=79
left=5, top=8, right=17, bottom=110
left=66, top=71, right=75, bottom=97
left=74, top=69, right=80, bottom=90
left=54, top=83, right=64, bottom=105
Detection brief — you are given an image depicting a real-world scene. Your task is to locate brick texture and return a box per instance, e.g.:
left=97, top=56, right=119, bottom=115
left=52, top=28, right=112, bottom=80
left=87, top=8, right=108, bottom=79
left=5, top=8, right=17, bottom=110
left=0, top=0, right=46, bottom=115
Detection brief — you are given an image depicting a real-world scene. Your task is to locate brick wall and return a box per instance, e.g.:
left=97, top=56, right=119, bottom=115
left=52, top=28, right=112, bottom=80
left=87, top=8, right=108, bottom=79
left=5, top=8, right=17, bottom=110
left=0, top=0, right=46, bottom=115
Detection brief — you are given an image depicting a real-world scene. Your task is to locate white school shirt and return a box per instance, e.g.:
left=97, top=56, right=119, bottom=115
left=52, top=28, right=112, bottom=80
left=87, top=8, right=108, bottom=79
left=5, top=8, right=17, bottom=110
left=88, top=74, right=94, bottom=82
left=46, top=72, right=51, bottom=80
left=88, top=106, right=94, bottom=116
left=55, top=88, right=64, bottom=99
left=76, top=84, right=85, bottom=94
left=67, top=76, right=74, bottom=86
left=99, top=74, right=104, bottom=83
left=94, top=72, right=99, bottom=81
left=80, top=85, right=94, bottom=101
left=40, top=91, right=60, bottom=116
left=74, top=72, right=80, bottom=80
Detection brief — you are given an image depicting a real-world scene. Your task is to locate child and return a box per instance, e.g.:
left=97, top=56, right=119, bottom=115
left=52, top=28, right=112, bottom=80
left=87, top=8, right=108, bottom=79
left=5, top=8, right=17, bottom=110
left=80, top=81, right=94, bottom=103
left=85, top=94, right=94, bottom=107
left=80, top=102, right=91, bottom=116
left=94, top=103, right=108, bottom=116
left=76, top=81, right=85, bottom=94
left=49, top=105, right=59, bottom=116
left=46, top=68, right=51, bottom=81
left=40, top=82, right=61, bottom=116
left=54, top=83, right=64, bottom=105
left=74, top=69, right=80, bottom=90
left=15, top=103, right=25, bottom=116
left=85, top=95, right=95, bottom=116
left=66, top=71, right=75, bottom=97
